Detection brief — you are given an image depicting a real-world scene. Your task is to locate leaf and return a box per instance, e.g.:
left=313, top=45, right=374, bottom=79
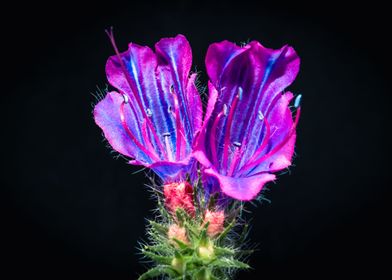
left=214, top=246, right=235, bottom=256
left=149, top=220, right=168, bottom=236
left=145, top=244, right=171, bottom=254
left=211, top=258, right=250, bottom=269
left=172, top=237, right=190, bottom=250
left=176, top=208, right=188, bottom=226
left=137, top=265, right=177, bottom=280
left=142, top=250, right=172, bottom=265
left=216, top=219, right=236, bottom=242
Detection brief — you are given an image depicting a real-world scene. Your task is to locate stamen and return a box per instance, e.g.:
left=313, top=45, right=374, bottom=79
left=119, top=101, right=160, bottom=161
left=209, top=111, right=224, bottom=167
left=222, top=88, right=241, bottom=173
left=141, top=121, right=159, bottom=160
left=163, top=133, right=174, bottom=161
left=238, top=116, right=271, bottom=173
left=258, top=110, right=264, bottom=120
left=227, top=141, right=243, bottom=176
left=170, top=85, right=185, bottom=161
left=168, top=105, right=172, bottom=114
left=240, top=107, right=301, bottom=174
left=223, top=104, right=228, bottom=116
left=122, top=94, right=129, bottom=104
left=239, top=92, right=284, bottom=169
left=233, top=142, right=242, bottom=147
left=237, top=87, right=243, bottom=100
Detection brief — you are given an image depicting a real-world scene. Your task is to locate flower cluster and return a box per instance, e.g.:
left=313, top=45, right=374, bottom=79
left=93, top=31, right=301, bottom=279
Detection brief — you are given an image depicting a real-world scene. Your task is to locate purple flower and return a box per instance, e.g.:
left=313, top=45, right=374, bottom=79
left=94, top=32, right=202, bottom=182
left=194, top=40, right=301, bottom=201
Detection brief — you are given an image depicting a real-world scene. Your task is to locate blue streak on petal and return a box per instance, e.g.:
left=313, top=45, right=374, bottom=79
left=168, top=47, right=193, bottom=146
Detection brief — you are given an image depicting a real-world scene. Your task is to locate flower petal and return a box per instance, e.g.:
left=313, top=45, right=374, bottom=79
left=155, top=35, right=203, bottom=141
left=204, top=167, right=276, bottom=201
left=94, top=91, right=149, bottom=163
left=130, top=157, right=196, bottom=182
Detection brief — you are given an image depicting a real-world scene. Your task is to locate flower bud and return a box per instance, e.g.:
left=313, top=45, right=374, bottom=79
left=163, top=181, right=195, bottom=216
left=204, top=210, right=225, bottom=237
left=168, top=224, right=189, bottom=245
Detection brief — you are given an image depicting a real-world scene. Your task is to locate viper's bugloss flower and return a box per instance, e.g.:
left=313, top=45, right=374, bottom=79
left=94, top=32, right=202, bottom=181
left=163, top=181, right=195, bottom=216
left=194, top=40, right=301, bottom=201
left=203, top=210, right=225, bottom=237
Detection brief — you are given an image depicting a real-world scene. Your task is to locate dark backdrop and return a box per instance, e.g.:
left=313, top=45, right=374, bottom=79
left=2, top=1, right=391, bottom=279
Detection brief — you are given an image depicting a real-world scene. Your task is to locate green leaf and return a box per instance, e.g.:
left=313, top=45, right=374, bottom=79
left=184, top=222, right=199, bottom=241
left=211, top=258, right=250, bottom=269
left=172, top=237, right=190, bottom=250
left=176, top=208, right=189, bottom=226
left=144, top=244, right=171, bottom=254
left=149, top=220, right=167, bottom=236
left=137, top=265, right=177, bottom=280
left=214, top=246, right=235, bottom=256
left=142, top=250, right=172, bottom=265
left=216, top=219, right=236, bottom=242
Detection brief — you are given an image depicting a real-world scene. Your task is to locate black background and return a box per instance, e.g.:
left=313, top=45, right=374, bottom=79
left=2, top=0, right=391, bottom=279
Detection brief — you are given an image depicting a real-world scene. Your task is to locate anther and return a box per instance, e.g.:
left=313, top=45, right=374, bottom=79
left=258, top=110, right=264, bottom=120
left=122, top=94, right=129, bottom=104
left=170, top=85, right=175, bottom=94
left=146, top=108, right=153, bottom=117
left=168, top=105, right=172, bottom=113
left=237, top=87, right=243, bottom=100
left=294, top=94, right=302, bottom=108
left=233, top=141, right=242, bottom=147
left=223, top=104, right=228, bottom=116
left=162, top=132, right=171, bottom=137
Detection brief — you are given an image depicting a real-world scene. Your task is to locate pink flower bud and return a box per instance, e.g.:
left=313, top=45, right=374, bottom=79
left=168, top=224, right=189, bottom=245
left=204, top=210, right=225, bottom=237
left=163, top=182, right=195, bottom=217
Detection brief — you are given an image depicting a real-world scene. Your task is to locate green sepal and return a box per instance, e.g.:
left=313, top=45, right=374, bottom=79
left=141, top=250, right=172, bottom=265
left=211, top=257, right=250, bottom=269
left=137, top=265, right=178, bottom=280
left=214, top=246, right=235, bottom=256
left=149, top=220, right=167, bottom=235
left=216, top=219, right=236, bottom=242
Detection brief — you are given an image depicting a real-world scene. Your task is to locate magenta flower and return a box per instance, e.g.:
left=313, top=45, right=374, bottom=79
left=94, top=32, right=202, bottom=182
left=194, top=40, right=301, bottom=201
